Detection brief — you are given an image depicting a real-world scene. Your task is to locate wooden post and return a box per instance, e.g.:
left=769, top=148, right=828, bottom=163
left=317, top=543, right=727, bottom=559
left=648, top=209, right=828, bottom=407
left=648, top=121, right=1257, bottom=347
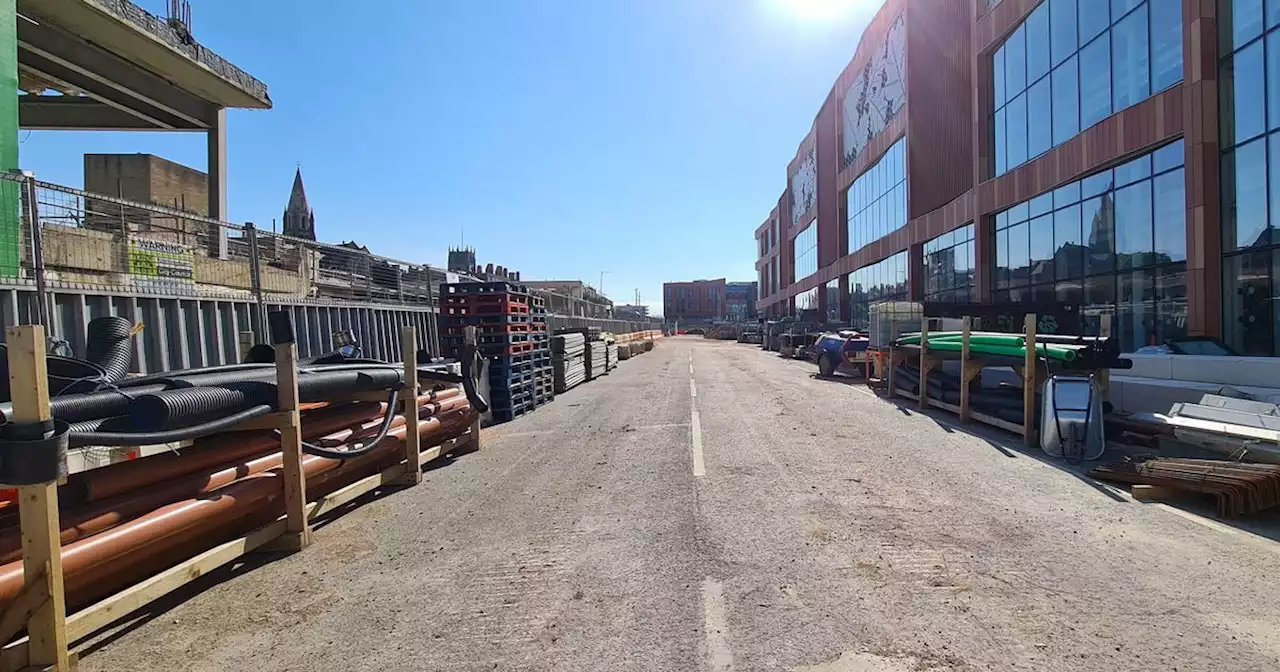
left=464, top=326, right=482, bottom=452
left=1023, top=313, right=1038, bottom=447
left=397, top=327, right=423, bottom=485
left=918, top=318, right=930, bottom=410
left=959, top=317, right=972, bottom=422
left=274, top=342, right=310, bottom=550
left=237, top=330, right=255, bottom=363
left=4, top=326, right=70, bottom=671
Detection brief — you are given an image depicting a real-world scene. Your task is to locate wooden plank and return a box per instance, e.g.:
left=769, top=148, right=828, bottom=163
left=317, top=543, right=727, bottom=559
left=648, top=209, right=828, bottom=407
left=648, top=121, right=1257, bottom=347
left=959, top=317, right=972, bottom=422
left=273, top=342, right=310, bottom=551
left=66, top=520, right=286, bottom=643
left=398, top=326, right=422, bottom=486
left=3, top=326, right=69, bottom=672
left=1023, top=313, right=1037, bottom=448
left=971, top=409, right=1027, bottom=436
left=1131, top=484, right=1179, bottom=502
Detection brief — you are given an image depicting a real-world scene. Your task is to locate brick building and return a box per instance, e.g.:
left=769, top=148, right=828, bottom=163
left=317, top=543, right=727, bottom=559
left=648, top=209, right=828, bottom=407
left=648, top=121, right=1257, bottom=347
left=725, top=281, right=758, bottom=322
left=664, top=278, right=727, bottom=323
left=754, top=0, right=1274, bottom=354
left=84, top=153, right=211, bottom=247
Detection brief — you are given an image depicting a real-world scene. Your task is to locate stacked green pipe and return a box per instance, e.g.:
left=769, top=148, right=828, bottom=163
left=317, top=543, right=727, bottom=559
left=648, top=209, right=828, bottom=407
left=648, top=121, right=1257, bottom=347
left=895, top=331, right=1081, bottom=362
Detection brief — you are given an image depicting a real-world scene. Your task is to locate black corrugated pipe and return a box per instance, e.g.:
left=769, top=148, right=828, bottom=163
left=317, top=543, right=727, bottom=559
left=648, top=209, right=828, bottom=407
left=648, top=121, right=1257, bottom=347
left=69, top=405, right=274, bottom=448
left=85, top=316, right=134, bottom=382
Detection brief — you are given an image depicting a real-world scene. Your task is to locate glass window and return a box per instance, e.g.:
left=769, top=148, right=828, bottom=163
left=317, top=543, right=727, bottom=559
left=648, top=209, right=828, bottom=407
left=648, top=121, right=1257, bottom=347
left=1152, top=139, right=1185, bottom=172
left=1112, top=0, right=1141, bottom=22
left=1156, top=264, right=1188, bottom=343
left=1028, top=78, right=1053, bottom=158
left=1151, top=0, right=1183, bottom=92
left=1224, top=250, right=1272, bottom=355
left=1083, top=275, right=1117, bottom=335
left=1055, top=204, right=1084, bottom=279
left=1082, top=169, right=1114, bottom=198
left=1079, top=0, right=1110, bottom=46
left=1026, top=3, right=1052, bottom=83
left=1228, top=0, right=1265, bottom=51
left=1153, top=168, right=1187, bottom=263
left=1030, top=193, right=1054, bottom=217
left=1080, top=36, right=1113, bottom=129
left=1030, top=214, right=1056, bottom=284
left=1055, top=180, right=1082, bottom=207
left=1111, top=7, right=1150, bottom=110
left=1224, top=139, right=1269, bottom=250
left=994, top=110, right=1007, bottom=176
left=1114, top=153, right=1152, bottom=187
left=1052, top=57, right=1081, bottom=145
left=1114, top=180, right=1154, bottom=269
left=1008, top=221, right=1031, bottom=287
left=1269, top=32, right=1280, bottom=130
left=996, top=227, right=1010, bottom=288
left=1225, top=41, right=1266, bottom=146
left=1007, top=25, right=1027, bottom=93
left=1270, top=0, right=1280, bottom=29
left=1118, top=269, right=1155, bottom=352
left=1052, top=0, right=1079, bottom=66
left=1083, top=194, right=1115, bottom=275
left=1007, top=93, right=1028, bottom=168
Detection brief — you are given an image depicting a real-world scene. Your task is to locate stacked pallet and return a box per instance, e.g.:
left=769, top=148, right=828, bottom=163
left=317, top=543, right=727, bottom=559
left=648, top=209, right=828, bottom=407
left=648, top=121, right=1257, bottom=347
left=440, top=281, right=553, bottom=422
left=606, top=342, right=618, bottom=371
left=585, top=340, right=608, bottom=380
left=553, top=332, right=587, bottom=393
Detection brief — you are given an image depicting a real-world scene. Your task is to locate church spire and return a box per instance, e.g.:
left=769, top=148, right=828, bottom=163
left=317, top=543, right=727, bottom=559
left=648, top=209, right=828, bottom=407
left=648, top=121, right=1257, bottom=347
left=282, top=166, right=316, bottom=240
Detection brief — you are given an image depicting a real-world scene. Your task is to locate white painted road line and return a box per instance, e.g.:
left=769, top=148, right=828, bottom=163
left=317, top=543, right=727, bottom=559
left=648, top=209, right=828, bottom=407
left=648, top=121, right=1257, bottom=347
left=691, top=409, right=705, bottom=477
left=701, top=578, right=735, bottom=671
left=690, top=378, right=698, bottom=398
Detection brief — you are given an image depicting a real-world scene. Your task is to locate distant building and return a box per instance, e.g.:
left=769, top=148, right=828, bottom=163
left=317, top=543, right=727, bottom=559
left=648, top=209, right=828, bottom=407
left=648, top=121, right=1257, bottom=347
left=615, top=304, right=650, bottom=318
left=725, top=282, right=758, bottom=322
left=282, top=168, right=316, bottom=240
left=448, top=247, right=477, bottom=274
left=83, top=153, right=211, bottom=248
left=524, top=280, right=612, bottom=318
left=664, top=279, right=726, bottom=323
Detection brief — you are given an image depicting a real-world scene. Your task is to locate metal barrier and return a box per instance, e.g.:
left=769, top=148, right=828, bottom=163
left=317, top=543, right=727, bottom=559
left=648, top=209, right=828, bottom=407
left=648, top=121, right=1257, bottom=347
left=1, top=172, right=662, bottom=363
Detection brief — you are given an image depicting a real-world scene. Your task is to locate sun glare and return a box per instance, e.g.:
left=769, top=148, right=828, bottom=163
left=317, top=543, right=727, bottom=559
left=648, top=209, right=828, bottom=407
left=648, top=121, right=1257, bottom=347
left=773, top=0, right=866, bottom=21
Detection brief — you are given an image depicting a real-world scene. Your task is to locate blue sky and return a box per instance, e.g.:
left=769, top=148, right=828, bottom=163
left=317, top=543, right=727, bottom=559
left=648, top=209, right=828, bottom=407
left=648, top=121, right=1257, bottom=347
left=20, top=0, right=875, bottom=315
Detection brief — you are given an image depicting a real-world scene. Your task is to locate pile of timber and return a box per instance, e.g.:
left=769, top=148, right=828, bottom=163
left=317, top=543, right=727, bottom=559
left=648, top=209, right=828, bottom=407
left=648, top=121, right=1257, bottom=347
left=1091, top=458, right=1280, bottom=517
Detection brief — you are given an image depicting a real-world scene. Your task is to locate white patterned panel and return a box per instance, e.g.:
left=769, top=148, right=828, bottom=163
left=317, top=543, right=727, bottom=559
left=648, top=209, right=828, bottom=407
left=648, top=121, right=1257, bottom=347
left=841, top=14, right=907, bottom=170
left=789, top=148, right=818, bottom=227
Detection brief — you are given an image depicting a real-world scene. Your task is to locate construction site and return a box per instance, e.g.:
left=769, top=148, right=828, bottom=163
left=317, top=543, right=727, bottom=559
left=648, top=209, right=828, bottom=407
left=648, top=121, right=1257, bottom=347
left=0, top=1, right=1279, bottom=672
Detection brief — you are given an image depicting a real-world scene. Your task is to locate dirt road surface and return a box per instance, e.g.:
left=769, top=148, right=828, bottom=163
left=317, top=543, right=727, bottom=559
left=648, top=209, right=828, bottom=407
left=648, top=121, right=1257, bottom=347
left=79, top=337, right=1280, bottom=672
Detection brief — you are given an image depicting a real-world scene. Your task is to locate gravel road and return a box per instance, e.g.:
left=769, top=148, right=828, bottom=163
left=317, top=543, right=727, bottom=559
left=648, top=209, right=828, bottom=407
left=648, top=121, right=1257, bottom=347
left=79, top=337, right=1280, bottom=672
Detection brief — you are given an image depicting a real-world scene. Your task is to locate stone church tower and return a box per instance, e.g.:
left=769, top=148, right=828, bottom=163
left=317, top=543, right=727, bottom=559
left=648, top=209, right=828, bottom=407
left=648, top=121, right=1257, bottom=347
left=282, top=168, right=316, bottom=240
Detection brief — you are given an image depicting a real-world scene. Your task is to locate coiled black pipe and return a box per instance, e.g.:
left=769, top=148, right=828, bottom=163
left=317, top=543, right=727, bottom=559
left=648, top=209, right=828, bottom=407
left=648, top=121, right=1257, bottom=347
left=299, top=390, right=399, bottom=460
left=127, top=369, right=403, bottom=430
left=85, top=316, right=134, bottom=382
left=69, top=405, right=274, bottom=448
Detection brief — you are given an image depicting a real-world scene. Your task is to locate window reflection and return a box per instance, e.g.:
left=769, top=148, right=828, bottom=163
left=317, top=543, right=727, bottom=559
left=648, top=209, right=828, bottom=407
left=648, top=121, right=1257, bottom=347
left=992, top=140, right=1186, bottom=351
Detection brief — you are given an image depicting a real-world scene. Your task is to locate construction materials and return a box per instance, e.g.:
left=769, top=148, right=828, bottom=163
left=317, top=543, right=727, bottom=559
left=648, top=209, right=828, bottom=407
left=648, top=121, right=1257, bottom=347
left=0, top=321, right=481, bottom=670
left=1091, top=458, right=1280, bottom=517
left=585, top=340, right=608, bottom=380
left=606, top=343, right=618, bottom=370
left=440, top=281, right=552, bottom=423
left=553, top=333, right=587, bottom=393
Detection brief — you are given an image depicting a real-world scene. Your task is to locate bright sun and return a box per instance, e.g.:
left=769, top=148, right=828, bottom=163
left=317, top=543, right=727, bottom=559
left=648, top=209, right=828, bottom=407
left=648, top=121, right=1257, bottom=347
left=774, top=0, right=865, bottom=21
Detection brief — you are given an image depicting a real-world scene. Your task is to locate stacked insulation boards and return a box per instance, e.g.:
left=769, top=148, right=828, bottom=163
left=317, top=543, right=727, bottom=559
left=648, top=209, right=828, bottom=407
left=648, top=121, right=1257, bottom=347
left=606, top=343, right=618, bottom=371
left=585, top=340, right=608, bottom=380
left=553, top=332, right=587, bottom=393
left=439, top=281, right=552, bottom=422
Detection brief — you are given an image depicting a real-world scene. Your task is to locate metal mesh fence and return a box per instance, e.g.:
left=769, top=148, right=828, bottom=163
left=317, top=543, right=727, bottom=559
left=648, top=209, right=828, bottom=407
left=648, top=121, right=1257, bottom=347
left=11, top=174, right=443, bottom=309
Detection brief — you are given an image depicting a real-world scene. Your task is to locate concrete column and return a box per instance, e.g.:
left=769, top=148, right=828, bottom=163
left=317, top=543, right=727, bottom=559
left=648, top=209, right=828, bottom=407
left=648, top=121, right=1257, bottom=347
left=207, top=107, right=229, bottom=259
left=1183, top=0, right=1221, bottom=338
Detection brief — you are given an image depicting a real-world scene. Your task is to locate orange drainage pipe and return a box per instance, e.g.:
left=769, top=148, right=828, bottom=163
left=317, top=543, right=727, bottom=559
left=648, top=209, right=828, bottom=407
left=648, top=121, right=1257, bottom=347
left=0, top=406, right=474, bottom=611
left=0, top=394, right=470, bottom=564
left=70, top=388, right=461, bottom=504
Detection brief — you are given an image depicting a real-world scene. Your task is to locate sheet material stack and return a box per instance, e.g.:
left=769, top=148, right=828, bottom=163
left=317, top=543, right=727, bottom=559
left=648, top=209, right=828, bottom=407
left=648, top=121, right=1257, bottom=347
left=606, top=343, right=618, bottom=370
left=553, top=333, right=587, bottom=393
left=585, top=340, right=608, bottom=380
